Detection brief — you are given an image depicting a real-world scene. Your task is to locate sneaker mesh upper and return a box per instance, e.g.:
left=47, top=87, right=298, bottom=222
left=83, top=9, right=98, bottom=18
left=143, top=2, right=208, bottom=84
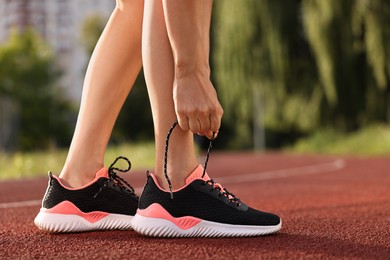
left=139, top=175, right=280, bottom=226
left=43, top=175, right=138, bottom=216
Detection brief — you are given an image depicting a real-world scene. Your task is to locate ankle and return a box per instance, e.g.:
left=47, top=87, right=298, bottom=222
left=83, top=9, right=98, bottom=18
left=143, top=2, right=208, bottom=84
left=154, top=123, right=199, bottom=189
left=155, top=161, right=198, bottom=190
left=59, top=162, right=104, bottom=188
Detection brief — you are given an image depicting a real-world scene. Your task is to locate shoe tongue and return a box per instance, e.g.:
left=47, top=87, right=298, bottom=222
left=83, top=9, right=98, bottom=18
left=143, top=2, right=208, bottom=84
left=96, top=167, right=109, bottom=178
left=185, top=164, right=210, bottom=184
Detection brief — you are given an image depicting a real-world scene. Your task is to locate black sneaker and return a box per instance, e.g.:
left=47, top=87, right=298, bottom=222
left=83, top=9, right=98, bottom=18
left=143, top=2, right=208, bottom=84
left=132, top=165, right=281, bottom=237
left=131, top=122, right=281, bottom=237
left=34, top=156, right=138, bottom=233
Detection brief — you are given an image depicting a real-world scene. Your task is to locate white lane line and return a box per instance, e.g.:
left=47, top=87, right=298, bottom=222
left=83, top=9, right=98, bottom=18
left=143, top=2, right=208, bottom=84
left=0, top=158, right=345, bottom=209
left=216, top=158, right=346, bottom=184
left=0, top=199, right=42, bottom=209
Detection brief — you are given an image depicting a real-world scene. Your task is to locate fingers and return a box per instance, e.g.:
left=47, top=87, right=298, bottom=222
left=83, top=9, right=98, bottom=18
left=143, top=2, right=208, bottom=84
left=173, top=76, right=224, bottom=138
left=198, top=113, right=210, bottom=133
left=204, top=130, right=216, bottom=139
left=210, top=113, right=221, bottom=133
left=177, top=109, right=222, bottom=139
left=178, top=111, right=214, bottom=134
left=205, top=105, right=223, bottom=139
left=177, top=113, right=190, bottom=131
left=188, top=117, right=201, bottom=133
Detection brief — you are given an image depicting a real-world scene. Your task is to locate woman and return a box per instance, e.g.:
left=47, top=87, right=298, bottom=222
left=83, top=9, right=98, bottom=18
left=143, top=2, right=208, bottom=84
left=34, top=0, right=281, bottom=237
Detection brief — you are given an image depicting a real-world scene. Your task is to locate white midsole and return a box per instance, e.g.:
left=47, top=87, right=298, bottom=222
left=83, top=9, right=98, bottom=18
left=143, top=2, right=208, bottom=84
left=34, top=211, right=133, bottom=233
left=132, top=214, right=282, bottom=237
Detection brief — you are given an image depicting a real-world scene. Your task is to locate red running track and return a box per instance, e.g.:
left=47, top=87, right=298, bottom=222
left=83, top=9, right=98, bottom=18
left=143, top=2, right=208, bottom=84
left=0, top=153, right=389, bottom=259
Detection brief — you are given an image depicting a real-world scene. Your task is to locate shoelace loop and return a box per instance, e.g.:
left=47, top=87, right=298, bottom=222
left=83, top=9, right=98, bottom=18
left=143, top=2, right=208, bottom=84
left=94, top=156, right=135, bottom=198
left=203, top=179, right=241, bottom=206
left=164, top=121, right=240, bottom=206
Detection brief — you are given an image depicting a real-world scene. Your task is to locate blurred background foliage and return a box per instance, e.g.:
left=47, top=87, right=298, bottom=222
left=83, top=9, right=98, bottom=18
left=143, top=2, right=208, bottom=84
left=214, top=0, right=390, bottom=149
left=0, top=0, right=389, bottom=156
left=0, top=29, right=71, bottom=150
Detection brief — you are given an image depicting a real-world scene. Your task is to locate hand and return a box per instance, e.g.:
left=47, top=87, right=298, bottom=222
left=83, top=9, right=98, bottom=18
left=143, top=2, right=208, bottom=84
left=173, top=70, right=223, bottom=139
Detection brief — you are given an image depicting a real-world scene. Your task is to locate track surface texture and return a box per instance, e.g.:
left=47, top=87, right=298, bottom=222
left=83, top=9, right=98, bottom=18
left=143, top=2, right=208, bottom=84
left=1, top=152, right=389, bottom=259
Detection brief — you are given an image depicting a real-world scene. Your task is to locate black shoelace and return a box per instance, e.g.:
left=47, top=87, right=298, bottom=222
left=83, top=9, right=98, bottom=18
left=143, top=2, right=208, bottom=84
left=94, top=156, right=135, bottom=198
left=202, top=179, right=241, bottom=206
left=164, top=121, right=241, bottom=206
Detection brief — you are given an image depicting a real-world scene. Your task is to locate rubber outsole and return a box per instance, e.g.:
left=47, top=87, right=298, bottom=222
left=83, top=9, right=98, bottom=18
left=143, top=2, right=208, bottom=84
left=131, top=214, right=282, bottom=238
left=34, top=211, right=133, bottom=233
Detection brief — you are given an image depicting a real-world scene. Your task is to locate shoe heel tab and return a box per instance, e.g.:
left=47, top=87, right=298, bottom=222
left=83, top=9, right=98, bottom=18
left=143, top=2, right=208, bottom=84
left=145, top=170, right=155, bottom=186
left=138, top=170, right=151, bottom=202
left=47, top=171, right=55, bottom=186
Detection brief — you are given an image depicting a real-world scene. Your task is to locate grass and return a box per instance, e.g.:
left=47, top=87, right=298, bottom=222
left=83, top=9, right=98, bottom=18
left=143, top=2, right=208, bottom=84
left=287, top=124, right=390, bottom=155
left=0, top=142, right=155, bottom=181
left=2, top=124, right=390, bottom=181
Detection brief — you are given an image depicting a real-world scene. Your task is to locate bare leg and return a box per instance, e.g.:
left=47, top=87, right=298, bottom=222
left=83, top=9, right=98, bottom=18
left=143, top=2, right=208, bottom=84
left=143, top=0, right=222, bottom=189
left=60, top=0, right=144, bottom=188
left=162, top=0, right=223, bottom=139
left=142, top=0, right=198, bottom=189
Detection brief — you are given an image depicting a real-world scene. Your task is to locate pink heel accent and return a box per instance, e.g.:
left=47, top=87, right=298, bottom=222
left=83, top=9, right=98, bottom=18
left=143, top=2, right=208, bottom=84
left=137, top=203, right=201, bottom=230
left=185, top=165, right=210, bottom=184
left=42, top=201, right=109, bottom=223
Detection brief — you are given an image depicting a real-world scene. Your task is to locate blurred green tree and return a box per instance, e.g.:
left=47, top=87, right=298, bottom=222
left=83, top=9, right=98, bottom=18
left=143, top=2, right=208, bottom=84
left=0, top=29, right=71, bottom=150
left=214, top=0, right=390, bottom=149
left=301, top=0, right=390, bottom=130
left=214, top=0, right=318, bottom=148
left=80, top=14, right=107, bottom=56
